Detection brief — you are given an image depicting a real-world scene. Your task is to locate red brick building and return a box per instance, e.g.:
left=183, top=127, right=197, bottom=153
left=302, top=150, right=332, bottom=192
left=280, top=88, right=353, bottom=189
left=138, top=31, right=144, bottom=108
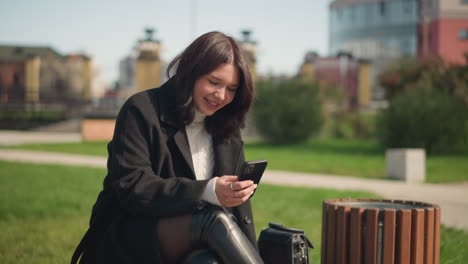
left=0, top=60, right=25, bottom=103
left=298, top=52, right=372, bottom=110
left=0, top=45, right=92, bottom=106
left=419, top=0, right=468, bottom=64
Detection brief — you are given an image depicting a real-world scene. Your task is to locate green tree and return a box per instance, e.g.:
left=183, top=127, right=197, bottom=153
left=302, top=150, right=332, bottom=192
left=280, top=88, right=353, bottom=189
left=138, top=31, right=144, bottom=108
left=254, top=78, right=323, bottom=144
left=379, top=54, right=468, bottom=105
left=377, top=54, right=468, bottom=154
left=377, top=87, right=467, bottom=154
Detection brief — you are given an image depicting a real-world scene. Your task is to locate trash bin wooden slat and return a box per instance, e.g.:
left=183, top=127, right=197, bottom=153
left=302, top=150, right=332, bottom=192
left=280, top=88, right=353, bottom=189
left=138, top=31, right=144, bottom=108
left=411, top=209, right=425, bottom=264
left=326, top=204, right=337, bottom=264
left=322, top=199, right=440, bottom=264
left=397, top=209, right=412, bottom=264
left=424, top=208, right=435, bottom=264
left=434, top=207, right=441, bottom=264
left=349, top=207, right=363, bottom=264
left=321, top=202, right=329, bottom=264
left=336, top=206, right=350, bottom=264
left=382, top=209, right=396, bottom=264
left=365, top=208, right=379, bottom=264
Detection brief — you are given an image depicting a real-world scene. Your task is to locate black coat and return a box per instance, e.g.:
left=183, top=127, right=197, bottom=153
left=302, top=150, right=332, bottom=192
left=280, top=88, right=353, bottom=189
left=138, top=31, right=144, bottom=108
left=72, top=79, right=257, bottom=264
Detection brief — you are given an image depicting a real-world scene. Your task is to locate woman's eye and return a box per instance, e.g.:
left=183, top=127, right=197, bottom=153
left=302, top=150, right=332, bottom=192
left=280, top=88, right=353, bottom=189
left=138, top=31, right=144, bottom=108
left=209, top=80, right=218, bottom=86
left=228, top=87, right=238, bottom=92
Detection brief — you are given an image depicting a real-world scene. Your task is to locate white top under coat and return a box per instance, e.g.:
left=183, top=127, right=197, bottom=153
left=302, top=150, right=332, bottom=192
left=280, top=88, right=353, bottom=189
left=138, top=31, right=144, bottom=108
left=185, top=110, right=221, bottom=206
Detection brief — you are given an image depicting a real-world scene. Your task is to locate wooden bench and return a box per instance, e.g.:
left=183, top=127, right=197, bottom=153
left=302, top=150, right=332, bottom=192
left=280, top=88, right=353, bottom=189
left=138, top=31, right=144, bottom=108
left=321, top=198, right=440, bottom=264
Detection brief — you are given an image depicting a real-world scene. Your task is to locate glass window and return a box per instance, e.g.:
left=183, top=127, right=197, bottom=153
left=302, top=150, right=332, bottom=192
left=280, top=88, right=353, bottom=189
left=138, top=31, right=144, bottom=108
left=461, top=0, right=468, bottom=4
left=358, top=4, right=367, bottom=27
left=380, top=2, right=386, bottom=16
left=364, top=3, right=371, bottom=25
left=459, top=29, right=468, bottom=40
left=403, top=1, right=412, bottom=15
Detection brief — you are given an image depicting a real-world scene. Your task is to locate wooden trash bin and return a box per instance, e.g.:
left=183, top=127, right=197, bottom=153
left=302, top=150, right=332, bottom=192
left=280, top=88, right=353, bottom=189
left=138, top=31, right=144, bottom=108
left=321, top=199, right=440, bottom=264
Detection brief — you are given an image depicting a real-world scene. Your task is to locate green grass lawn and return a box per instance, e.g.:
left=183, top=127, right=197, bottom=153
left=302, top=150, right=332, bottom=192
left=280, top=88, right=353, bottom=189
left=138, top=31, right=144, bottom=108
left=1, top=161, right=467, bottom=263
left=0, top=161, right=104, bottom=264
left=3, top=138, right=468, bottom=183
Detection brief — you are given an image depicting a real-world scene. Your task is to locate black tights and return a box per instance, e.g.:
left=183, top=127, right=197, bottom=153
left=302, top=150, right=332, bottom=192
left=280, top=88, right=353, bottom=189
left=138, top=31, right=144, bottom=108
left=156, top=214, right=193, bottom=263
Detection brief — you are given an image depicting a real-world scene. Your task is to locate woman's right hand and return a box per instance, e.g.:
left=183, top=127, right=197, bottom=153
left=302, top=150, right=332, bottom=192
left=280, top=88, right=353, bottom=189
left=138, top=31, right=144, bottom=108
left=215, top=175, right=257, bottom=207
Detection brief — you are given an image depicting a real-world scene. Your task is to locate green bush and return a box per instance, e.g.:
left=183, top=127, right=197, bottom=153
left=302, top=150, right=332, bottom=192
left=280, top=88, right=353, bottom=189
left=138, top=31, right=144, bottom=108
left=325, top=112, right=376, bottom=139
left=0, top=109, right=66, bottom=130
left=254, top=78, right=323, bottom=144
left=376, top=88, right=468, bottom=154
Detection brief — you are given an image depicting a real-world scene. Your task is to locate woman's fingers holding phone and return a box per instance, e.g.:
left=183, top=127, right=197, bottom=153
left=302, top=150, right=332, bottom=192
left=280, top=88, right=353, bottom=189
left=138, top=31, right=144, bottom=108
left=235, top=184, right=257, bottom=198
left=230, top=179, right=255, bottom=191
left=215, top=175, right=257, bottom=207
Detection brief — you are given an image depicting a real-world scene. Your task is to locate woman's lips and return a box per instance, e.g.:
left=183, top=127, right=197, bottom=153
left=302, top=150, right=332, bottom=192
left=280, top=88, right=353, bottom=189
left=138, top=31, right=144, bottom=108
left=205, top=97, right=220, bottom=109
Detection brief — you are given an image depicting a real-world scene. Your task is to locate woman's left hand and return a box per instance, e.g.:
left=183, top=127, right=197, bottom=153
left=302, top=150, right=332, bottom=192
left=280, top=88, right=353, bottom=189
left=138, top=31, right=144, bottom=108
left=215, top=176, right=257, bottom=207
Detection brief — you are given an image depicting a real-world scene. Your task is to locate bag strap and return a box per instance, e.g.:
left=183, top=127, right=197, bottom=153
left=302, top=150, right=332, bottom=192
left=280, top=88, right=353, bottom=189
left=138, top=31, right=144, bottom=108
left=268, top=222, right=305, bottom=234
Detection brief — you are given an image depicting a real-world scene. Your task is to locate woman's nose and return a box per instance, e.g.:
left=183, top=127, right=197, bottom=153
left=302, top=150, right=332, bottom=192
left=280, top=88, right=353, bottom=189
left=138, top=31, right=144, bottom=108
left=214, top=88, right=226, bottom=100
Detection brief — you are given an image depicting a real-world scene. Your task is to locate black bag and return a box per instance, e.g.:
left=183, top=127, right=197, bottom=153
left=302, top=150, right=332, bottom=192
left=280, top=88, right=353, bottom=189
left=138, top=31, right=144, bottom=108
left=258, top=222, right=314, bottom=264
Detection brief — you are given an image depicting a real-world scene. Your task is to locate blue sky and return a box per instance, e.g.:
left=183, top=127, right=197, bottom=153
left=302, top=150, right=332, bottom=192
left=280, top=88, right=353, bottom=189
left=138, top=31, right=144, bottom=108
left=1, top=0, right=332, bottom=86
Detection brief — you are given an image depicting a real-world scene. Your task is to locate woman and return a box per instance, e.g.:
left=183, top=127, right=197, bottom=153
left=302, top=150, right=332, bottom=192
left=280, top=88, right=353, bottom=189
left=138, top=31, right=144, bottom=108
left=71, top=31, right=264, bottom=264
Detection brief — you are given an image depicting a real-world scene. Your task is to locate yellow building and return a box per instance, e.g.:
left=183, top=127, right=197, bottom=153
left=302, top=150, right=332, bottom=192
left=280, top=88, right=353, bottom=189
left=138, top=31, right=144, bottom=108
left=298, top=52, right=319, bottom=83
left=135, top=28, right=162, bottom=92
left=25, top=55, right=40, bottom=104
left=239, top=30, right=257, bottom=82
left=358, top=60, right=371, bottom=107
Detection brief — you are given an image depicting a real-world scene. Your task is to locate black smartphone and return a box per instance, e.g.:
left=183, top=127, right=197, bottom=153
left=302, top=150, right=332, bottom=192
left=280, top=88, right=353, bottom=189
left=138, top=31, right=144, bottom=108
left=238, top=159, right=268, bottom=185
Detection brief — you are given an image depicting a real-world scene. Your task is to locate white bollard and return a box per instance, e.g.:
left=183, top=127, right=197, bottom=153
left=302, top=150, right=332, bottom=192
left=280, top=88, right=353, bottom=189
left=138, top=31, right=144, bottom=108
left=386, top=149, right=426, bottom=183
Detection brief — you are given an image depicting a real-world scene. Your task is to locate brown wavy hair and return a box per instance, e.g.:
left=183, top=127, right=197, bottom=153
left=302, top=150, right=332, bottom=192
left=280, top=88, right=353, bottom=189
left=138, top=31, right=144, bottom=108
left=166, top=31, right=254, bottom=140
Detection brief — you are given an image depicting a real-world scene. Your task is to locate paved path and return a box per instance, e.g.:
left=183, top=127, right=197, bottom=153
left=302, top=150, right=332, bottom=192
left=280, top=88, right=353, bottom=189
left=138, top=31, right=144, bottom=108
left=0, top=130, right=81, bottom=145
left=0, top=148, right=467, bottom=231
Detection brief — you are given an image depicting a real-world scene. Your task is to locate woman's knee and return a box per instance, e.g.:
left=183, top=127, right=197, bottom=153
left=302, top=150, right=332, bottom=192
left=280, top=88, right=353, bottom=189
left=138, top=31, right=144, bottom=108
left=199, top=206, right=235, bottom=223
left=191, top=207, right=237, bottom=243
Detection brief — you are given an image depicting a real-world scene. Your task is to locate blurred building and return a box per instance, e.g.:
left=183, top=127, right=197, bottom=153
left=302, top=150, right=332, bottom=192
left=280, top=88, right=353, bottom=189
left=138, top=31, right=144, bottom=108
left=330, top=0, right=420, bottom=60
left=118, top=54, right=137, bottom=93
left=116, top=28, right=163, bottom=101
left=135, top=28, right=163, bottom=93
left=419, top=0, right=468, bottom=64
left=116, top=28, right=257, bottom=101
left=329, top=0, right=468, bottom=100
left=299, top=51, right=372, bottom=110
left=0, top=45, right=93, bottom=106
left=330, top=0, right=420, bottom=100
left=83, top=28, right=164, bottom=141
left=238, top=30, right=259, bottom=140
left=239, top=30, right=258, bottom=81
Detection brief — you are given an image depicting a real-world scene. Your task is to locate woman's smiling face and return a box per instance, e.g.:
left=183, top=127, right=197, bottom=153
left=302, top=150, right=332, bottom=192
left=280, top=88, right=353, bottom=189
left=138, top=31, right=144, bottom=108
left=192, top=63, right=240, bottom=116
